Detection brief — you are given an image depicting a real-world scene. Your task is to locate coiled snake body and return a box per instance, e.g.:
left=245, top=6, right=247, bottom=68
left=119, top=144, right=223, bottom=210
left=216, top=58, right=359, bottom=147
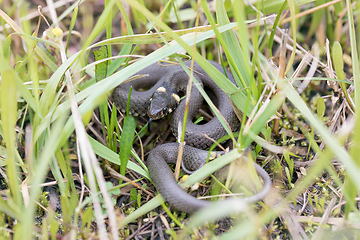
left=111, top=60, right=271, bottom=213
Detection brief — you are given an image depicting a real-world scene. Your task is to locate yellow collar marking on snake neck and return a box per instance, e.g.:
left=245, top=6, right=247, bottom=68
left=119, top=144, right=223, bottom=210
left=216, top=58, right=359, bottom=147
left=156, top=86, right=166, bottom=92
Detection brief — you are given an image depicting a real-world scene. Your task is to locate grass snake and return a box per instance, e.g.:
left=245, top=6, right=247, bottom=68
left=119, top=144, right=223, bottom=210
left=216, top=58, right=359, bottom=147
left=111, top=60, right=271, bottom=213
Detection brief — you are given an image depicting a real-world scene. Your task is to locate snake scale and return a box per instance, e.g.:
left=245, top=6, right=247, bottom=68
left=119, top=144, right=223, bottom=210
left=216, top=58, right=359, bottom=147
left=111, top=60, right=271, bottom=213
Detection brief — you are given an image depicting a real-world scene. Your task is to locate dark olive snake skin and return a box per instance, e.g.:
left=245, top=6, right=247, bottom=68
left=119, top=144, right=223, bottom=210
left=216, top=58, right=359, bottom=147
left=111, top=60, right=271, bottom=213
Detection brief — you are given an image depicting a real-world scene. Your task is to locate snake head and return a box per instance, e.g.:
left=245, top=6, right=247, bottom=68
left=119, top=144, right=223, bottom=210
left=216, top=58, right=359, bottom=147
left=147, top=87, right=180, bottom=120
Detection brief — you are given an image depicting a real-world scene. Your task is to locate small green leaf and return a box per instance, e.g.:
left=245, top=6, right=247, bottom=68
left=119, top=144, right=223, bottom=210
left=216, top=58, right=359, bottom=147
left=332, top=41, right=354, bottom=111
left=3, top=35, right=12, bottom=60
left=316, top=97, right=325, bottom=120
left=130, top=188, right=137, bottom=208
left=93, top=45, right=108, bottom=82
left=105, top=181, right=114, bottom=190
left=106, top=181, right=121, bottom=195
left=119, top=116, right=136, bottom=183
left=81, top=206, right=93, bottom=230
left=284, top=151, right=295, bottom=177
left=274, top=159, right=283, bottom=175
left=332, top=41, right=345, bottom=80
left=137, top=192, right=141, bottom=208
left=319, top=197, right=325, bottom=213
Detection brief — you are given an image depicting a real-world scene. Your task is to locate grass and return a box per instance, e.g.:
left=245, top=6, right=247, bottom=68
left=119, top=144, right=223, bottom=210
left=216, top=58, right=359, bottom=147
left=0, top=0, right=360, bottom=239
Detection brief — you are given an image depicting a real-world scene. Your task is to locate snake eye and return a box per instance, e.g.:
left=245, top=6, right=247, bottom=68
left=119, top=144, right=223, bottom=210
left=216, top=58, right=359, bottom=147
left=163, top=107, right=169, bottom=114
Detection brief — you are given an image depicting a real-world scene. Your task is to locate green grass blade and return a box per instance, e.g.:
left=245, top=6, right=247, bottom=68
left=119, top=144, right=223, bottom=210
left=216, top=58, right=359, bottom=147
left=267, top=1, right=288, bottom=57
left=119, top=116, right=136, bottom=183
left=0, top=68, right=22, bottom=205
left=345, top=0, right=360, bottom=217
left=89, top=136, right=150, bottom=178
left=215, top=0, right=251, bottom=88
left=65, top=3, right=79, bottom=53
left=285, top=0, right=298, bottom=75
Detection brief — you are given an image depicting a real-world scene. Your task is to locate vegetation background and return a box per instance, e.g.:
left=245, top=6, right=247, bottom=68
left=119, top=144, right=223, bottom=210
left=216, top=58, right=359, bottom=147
left=0, top=0, right=359, bottom=239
